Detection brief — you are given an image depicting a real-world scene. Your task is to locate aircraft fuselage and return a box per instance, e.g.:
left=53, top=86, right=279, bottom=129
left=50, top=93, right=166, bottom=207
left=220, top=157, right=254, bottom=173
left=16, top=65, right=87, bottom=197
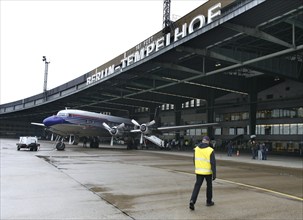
left=43, top=109, right=134, bottom=137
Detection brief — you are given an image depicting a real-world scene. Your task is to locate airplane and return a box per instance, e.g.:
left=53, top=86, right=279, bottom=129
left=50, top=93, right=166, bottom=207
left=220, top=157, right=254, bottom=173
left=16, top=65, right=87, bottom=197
left=32, top=108, right=218, bottom=150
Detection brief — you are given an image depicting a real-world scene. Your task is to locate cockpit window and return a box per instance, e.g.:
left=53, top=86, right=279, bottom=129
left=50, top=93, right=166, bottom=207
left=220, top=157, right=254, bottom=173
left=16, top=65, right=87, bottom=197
left=57, top=112, right=69, bottom=117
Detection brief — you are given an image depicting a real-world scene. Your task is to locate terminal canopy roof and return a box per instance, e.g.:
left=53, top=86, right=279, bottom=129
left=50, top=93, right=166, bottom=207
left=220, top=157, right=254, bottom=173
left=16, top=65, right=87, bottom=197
left=1, top=0, right=303, bottom=121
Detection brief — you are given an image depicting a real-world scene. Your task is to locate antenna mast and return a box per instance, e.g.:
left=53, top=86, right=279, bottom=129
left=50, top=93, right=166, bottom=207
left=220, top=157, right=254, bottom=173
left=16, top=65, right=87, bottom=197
left=163, top=0, right=171, bottom=29
left=163, top=0, right=172, bottom=34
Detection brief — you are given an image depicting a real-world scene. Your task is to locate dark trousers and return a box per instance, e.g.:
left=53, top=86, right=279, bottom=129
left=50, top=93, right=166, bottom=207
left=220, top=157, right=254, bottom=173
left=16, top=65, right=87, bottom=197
left=190, top=174, right=213, bottom=204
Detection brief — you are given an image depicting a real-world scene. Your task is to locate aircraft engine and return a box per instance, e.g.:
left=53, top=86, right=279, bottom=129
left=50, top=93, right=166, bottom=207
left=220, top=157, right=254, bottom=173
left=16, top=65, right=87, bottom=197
left=102, top=122, right=125, bottom=146
left=131, top=119, right=155, bottom=144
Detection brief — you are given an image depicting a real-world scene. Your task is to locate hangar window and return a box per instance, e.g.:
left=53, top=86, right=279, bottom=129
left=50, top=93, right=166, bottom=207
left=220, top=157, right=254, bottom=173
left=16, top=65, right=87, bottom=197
left=272, top=124, right=280, bottom=134
left=224, top=113, right=231, bottom=121
left=242, top=112, right=249, bottom=120
left=201, top=128, right=207, bottom=135
left=290, top=124, right=297, bottom=134
left=190, top=100, right=195, bottom=107
left=196, top=99, right=201, bottom=107
left=298, top=107, right=303, bottom=117
left=229, top=128, right=235, bottom=135
left=215, top=114, right=223, bottom=122
left=215, top=128, right=222, bottom=135
left=237, top=128, right=244, bottom=135
left=189, top=129, right=196, bottom=136
left=185, top=101, right=189, bottom=108
left=231, top=113, right=240, bottom=121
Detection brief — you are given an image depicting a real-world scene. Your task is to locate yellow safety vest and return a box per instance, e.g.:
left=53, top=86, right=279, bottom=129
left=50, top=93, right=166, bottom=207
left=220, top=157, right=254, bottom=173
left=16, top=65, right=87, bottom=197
left=194, top=146, right=213, bottom=175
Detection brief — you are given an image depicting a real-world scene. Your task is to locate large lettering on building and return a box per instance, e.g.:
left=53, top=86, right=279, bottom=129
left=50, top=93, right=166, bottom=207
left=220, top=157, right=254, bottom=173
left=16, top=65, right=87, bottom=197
left=87, top=2, right=221, bottom=85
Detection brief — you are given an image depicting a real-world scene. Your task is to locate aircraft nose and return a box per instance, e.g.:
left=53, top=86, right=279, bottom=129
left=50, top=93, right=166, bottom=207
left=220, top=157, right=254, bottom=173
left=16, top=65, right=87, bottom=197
left=43, top=116, right=65, bottom=127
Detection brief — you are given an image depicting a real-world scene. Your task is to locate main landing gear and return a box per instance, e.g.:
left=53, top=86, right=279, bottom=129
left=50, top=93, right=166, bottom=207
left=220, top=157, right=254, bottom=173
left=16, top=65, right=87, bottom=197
left=53, top=135, right=65, bottom=151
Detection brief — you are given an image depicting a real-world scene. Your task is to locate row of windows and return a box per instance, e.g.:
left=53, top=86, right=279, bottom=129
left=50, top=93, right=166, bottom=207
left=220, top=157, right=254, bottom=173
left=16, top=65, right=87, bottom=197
left=158, top=99, right=207, bottom=111
left=135, top=99, right=206, bottom=112
left=212, top=123, right=303, bottom=136
left=256, top=123, right=303, bottom=135
left=163, top=128, right=207, bottom=136
left=171, top=123, right=303, bottom=136
left=135, top=102, right=303, bottom=120
left=257, top=108, right=303, bottom=119
left=214, top=128, right=245, bottom=136
left=215, top=112, right=249, bottom=122
left=216, top=107, right=303, bottom=122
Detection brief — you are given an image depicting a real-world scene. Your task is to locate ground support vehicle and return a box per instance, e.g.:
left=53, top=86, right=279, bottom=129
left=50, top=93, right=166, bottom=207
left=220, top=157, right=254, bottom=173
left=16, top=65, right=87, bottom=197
left=17, top=136, right=40, bottom=151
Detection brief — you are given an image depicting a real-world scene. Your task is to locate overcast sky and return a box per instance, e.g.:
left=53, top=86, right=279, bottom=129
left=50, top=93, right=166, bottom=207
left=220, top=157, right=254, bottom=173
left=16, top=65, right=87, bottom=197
left=1, top=0, right=207, bottom=104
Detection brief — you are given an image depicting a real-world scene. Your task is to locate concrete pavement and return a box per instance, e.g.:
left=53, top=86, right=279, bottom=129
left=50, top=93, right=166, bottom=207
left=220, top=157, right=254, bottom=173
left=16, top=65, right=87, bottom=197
left=1, top=138, right=302, bottom=220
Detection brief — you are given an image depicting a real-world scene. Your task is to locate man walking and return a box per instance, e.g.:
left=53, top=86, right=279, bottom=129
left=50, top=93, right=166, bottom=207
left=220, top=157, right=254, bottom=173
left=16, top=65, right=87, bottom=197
left=189, top=136, right=216, bottom=210
left=248, top=135, right=257, bottom=159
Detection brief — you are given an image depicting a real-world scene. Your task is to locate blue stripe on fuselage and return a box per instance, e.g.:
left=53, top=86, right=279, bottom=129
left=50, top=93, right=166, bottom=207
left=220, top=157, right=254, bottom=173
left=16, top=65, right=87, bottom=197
left=43, top=114, right=105, bottom=128
left=43, top=115, right=69, bottom=127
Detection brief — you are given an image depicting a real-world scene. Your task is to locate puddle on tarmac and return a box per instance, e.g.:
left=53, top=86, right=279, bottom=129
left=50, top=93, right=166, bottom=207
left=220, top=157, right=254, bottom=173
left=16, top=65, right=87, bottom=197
left=88, top=185, right=135, bottom=210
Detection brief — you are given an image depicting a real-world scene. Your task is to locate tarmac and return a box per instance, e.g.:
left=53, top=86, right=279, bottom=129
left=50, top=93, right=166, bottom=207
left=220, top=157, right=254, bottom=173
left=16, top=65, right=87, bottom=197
left=1, top=138, right=302, bottom=220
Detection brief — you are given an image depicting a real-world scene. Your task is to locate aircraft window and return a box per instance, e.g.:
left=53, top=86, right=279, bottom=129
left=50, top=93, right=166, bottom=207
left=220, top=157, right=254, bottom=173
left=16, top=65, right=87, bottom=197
left=57, top=113, right=69, bottom=117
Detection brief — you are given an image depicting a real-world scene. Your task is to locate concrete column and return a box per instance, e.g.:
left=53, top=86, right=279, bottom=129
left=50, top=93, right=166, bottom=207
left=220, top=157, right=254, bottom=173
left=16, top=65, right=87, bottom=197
left=249, top=78, right=258, bottom=136
left=128, top=107, right=136, bottom=120
left=206, top=89, right=215, bottom=138
left=174, top=103, right=182, bottom=141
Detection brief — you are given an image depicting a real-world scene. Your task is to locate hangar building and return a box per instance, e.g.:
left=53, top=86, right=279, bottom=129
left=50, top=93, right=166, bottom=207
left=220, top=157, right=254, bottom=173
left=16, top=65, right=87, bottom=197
left=1, top=0, right=302, bottom=155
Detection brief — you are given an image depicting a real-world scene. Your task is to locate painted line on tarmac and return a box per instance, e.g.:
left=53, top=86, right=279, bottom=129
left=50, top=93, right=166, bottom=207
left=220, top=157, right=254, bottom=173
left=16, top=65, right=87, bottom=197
left=219, top=179, right=303, bottom=202
left=174, top=170, right=303, bottom=202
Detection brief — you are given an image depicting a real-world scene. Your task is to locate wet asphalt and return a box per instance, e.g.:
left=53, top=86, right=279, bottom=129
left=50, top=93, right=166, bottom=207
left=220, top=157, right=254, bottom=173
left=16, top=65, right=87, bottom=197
left=1, top=139, right=302, bottom=220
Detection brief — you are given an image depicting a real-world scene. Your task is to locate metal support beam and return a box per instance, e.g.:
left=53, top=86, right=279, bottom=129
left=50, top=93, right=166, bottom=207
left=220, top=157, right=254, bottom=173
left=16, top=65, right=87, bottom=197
left=153, top=62, right=204, bottom=75
left=223, top=22, right=293, bottom=48
left=286, top=18, right=303, bottom=30
left=177, top=46, right=241, bottom=64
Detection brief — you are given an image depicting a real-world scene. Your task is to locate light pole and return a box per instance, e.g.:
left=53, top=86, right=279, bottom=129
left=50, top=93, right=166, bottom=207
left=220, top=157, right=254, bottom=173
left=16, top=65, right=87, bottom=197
left=42, top=56, right=50, bottom=97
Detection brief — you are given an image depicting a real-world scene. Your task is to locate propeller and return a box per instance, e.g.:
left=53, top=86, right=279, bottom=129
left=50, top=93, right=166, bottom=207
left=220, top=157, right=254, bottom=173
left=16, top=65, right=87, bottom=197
left=102, top=122, right=125, bottom=146
left=131, top=119, right=155, bottom=144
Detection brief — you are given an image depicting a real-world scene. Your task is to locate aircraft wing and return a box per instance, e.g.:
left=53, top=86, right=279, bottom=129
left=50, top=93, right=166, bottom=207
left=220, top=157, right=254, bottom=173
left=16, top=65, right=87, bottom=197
left=156, top=123, right=218, bottom=132
left=137, top=122, right=218, bottom=148
left=31, top=122, right=45, bottom=127
left=31, top=122, right=68, bottom=136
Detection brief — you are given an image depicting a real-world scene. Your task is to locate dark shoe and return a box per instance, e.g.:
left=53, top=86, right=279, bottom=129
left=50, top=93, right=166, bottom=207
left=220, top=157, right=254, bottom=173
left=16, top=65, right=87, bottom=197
left=189, top=201, right=195, bottom=210
left=206, top=201, right=215, bottom=206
